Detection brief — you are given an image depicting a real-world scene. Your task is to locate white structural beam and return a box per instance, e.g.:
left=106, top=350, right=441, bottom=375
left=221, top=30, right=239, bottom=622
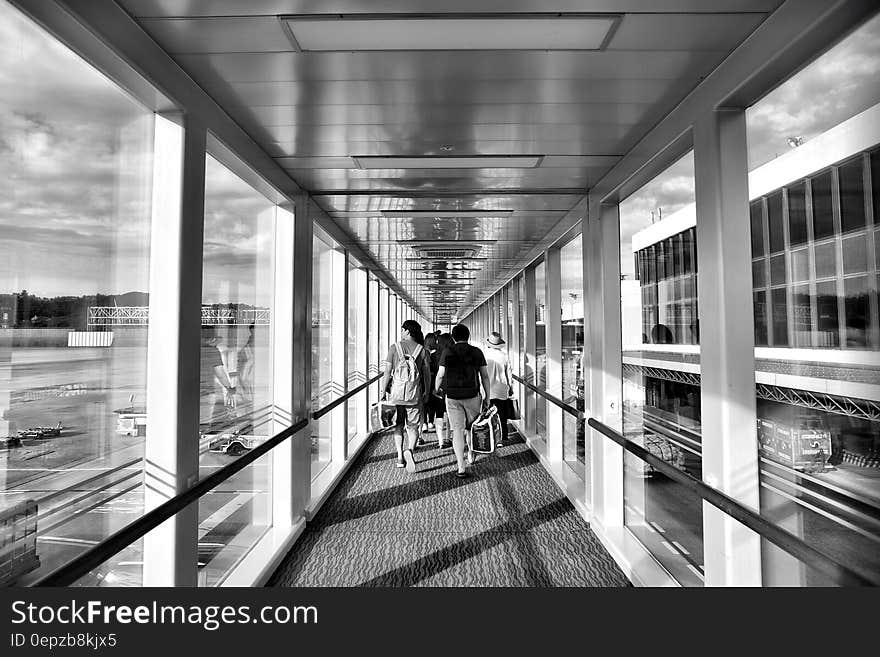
left=523, top=267, right=538, bottom=436
left=694, top=109, right=762, bottom=586
left=290, top=194, right=314, bottom=517
left=143, top=114, right=204, bottom=586
left=545, top=247, right=564, bottom=462
left=271, top=205, right=296, bottom=529
left=587, top=201, right=624, bottom=529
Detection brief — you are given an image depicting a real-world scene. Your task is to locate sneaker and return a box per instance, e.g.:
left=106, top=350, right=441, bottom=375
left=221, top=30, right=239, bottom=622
left=455, top=471, right=469, bottom=479
left=403, top=448, right=416, bottom=473
left=395, top=457, right=405, bottom=468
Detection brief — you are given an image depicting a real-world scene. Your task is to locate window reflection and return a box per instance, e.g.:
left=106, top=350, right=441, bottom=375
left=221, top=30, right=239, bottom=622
left=198, top=154, right=275, bottom=586
left=0, top=1, right=153, bottom=586
left=620, top=151, right=704, bottom=586
left=561, top=236, right=585, bottom=479
left=534, top=262, right=547, bottom=439
left=747, top=12, right=880, bottom=585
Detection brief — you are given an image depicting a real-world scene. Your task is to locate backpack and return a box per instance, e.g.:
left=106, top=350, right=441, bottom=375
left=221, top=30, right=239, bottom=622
left=389, top=342, right=423, bottom=405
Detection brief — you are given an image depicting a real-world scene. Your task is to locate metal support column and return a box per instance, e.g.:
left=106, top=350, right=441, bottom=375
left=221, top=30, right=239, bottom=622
left=545, top=247, right=564, bottom=462
left=270, top=205, right=296, bottom=529
left=694, top=109, right=762, bottom=586
left=523, top=267, right=538, bottom=436
left=143, top=114, right=204, bottom=586
left=587, top=200, right=624, bottom=530
left=290, top=194, right=313, bottom=517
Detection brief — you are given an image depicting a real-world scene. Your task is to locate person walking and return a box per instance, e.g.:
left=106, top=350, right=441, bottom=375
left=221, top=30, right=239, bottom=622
left=430, top=332, right=455, bottom=448
left=435, top=324, right=491, bottom=479
left=484, top=331, right=514, bottom=446
left=380, top=319, right=431, bottom=473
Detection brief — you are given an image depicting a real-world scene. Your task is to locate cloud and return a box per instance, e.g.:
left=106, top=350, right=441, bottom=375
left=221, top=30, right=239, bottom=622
left=746, top=13, right=880, bottom=169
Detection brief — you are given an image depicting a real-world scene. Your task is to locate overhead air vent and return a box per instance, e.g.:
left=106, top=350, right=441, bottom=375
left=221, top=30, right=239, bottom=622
left=407, top=242, right=485, bottom=260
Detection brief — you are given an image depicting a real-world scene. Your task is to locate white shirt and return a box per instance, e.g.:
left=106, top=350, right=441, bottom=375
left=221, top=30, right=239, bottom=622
left=484, top=345, right=511, bottom=400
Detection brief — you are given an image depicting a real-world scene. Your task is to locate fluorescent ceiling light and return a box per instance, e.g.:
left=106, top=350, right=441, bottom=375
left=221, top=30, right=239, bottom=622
left=357, top=156, right=542, bottom=169
left=383, top=210, right=514, bottom=217
left=282, top=14, right=618, bottom=51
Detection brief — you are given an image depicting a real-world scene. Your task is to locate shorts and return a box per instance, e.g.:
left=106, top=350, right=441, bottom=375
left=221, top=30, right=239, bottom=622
left=395, top=404, right=422, bottom=430
left=428, top=394, right=446, bottom=418
left=445, top=396, right=482, bottom=432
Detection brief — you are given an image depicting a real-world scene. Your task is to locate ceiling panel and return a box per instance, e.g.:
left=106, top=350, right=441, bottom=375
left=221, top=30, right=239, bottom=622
left=119, top=1, right=782, bottom=18
left=118, top=3, right=783, bottom=318
left=175, top=50, right=729, bottom=83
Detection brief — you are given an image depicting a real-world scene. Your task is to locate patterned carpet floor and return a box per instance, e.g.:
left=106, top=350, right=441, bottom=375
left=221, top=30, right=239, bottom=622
left=267, top=428, right=631, bottom=587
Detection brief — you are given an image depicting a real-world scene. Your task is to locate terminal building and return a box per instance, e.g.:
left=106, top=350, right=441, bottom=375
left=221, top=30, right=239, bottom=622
left=0, top=0, right=878, bottom=588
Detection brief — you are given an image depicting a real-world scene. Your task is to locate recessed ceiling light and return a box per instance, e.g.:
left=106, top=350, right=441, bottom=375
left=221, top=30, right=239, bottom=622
left=355, top=156, right=542, bottom=169
left=281, top=14, right=620, bottom=52
left=388, top=211, right=512, bottom=218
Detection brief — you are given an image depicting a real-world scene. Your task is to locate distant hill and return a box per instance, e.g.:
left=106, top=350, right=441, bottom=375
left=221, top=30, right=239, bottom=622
left=113, top=291, right=149, bottom=306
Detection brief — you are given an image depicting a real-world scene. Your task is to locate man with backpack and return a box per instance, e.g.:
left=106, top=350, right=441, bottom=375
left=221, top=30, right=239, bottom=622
left=380, top=319, right=432, bottom=473
left=434, top=324, right=491, bottom=479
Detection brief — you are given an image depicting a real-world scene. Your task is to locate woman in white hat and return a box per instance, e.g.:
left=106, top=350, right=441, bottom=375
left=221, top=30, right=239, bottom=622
left=484, top=331, right=513, bottom=446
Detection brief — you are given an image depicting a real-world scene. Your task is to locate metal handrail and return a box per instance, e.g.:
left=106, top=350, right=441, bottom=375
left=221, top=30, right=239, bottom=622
left=312, top=373, right=383, bottom=420
left=33, top=416, right=309, bottom=586
left=512, top=374, right=581, bottom=418
left=587, top=417, right=880, bottom=587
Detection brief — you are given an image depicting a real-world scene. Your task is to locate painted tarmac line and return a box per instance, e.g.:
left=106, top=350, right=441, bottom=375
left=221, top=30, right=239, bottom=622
left=198, top=492, right=254, bottom=540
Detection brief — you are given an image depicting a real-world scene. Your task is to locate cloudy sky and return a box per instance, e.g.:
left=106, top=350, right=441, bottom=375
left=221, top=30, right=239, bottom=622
left=619, top=12, right=880, bottom=277
left=1, top=4, right=878, bottom=300
left=0, top=2, right=273, bottom=306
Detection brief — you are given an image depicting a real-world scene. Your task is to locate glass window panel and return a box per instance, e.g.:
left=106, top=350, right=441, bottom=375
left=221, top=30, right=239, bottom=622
left=812, top=172, right=835, bottom=240
left=839, top=157, right=866, bottom=233
left=876, top=230, right=880, bottom=270
left=768, top=191, right=785, bottom=253
left=619, top=150, right=703, bottom=586
left=790, top=248, right=810, bottom=283
left=0, top=2, right=154, bottom=585
left=771, top=287, right=788, bottom=346
left=747, top=13, right=880, bottom=585
left=347, top=261, right=368, bottom=444
left=534, top=261, right=546, bottom=439
left=791, top=285, right=812, bottom=347
left=787, top=183, right=808, bottom=247
left=754, top=290, right=769, bottom=346
left=843, top=276, right=869, bottom=347
left=368, top=277, right=380, bottom=411
left=750, top=201, right=765, bottom=257
left=682, top=229, right=694, bottom=275
left=842, top=234, right=869, bottom=275
left=672, top=234, right=683, bottom=277
left=770, top=254, right=787, bottom=286
left=815, top=281, right=840, bottom=348
left=517, top=275, right=525, bottom=379
left=814, top=241, right=837, bottom=279
left=561, top=236, right=585, bottom=479
left=199, top=154, right=276, bottom=585
left=872, top=150, right=880, bottom=224
left=311, top=233, right=342, bottom=478
left=752, top=259, right=766, bottom=289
